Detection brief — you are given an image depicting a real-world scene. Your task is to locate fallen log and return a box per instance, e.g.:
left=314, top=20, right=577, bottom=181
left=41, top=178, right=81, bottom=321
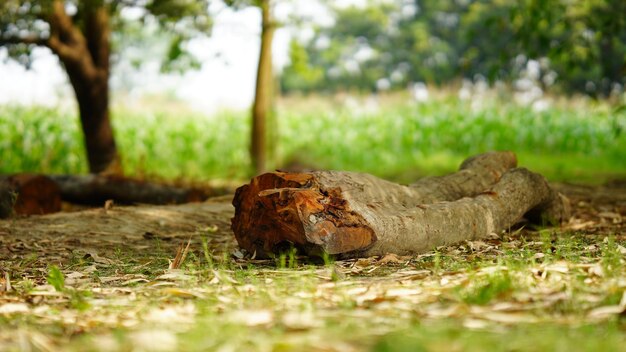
left=48, top=174, right=207, bottom=205
left=0, top=174, right=62, bottom=218
left=231, top=152, right=570, bottom=258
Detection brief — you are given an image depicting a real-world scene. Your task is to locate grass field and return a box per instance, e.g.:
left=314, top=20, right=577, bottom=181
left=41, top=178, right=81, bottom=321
left=1, top=93, right=624, bottom=183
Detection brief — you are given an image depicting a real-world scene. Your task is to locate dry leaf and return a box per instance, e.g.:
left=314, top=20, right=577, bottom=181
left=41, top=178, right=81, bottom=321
left=131, top=329, right=178, bottom=352
left=162, top=288, right=206, bottom=299
left=229, top=310, right=273, bottom=326
left=104, top=199, right=114, bottom=212
left=463, top=318, right=489, bottom=329
left=588, top=305, right=625, bottom=319
left=84, top=252, right=116, bottom=265
left=156, top=270, right=194, bottom=281
left=281, top=311, right=321, bottom=330
left=0, top=303, right=29, bottom=314
left=480, top=312, right=539, bottom=324
left=121, top=278, right=149, bottom=286
left=378, top=253, right=406, bottom=264
left=143, top=304, right=196, bottom=325
left=588, top=264, right=604, bottom=277
left=385, top=287, right=422, bottom=298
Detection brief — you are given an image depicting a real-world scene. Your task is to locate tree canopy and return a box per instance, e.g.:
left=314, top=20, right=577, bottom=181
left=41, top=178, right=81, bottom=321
left=0, top=0, right=211, bottom=69
left=0, top=0, right=212, bottom=174
left=280, top=0, right=626, bottom=97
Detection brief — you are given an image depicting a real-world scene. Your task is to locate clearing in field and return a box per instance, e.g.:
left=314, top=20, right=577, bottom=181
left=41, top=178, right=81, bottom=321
left=1, top=0, right=625, bottom=348
left=1, top=158, right=625, bottom=351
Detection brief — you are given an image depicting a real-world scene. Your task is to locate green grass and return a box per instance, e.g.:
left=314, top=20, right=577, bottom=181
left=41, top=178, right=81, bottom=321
left=2, top=231, right=626, bottom=351
left=1, top=94, right=624, bottom=183
left=457, top=270, right=514, bottom=305
left=373, top=322, right=626, bottom=352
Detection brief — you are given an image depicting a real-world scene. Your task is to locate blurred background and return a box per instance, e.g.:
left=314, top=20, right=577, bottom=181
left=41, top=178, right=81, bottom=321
left=1, top=0, right=624, bottom=185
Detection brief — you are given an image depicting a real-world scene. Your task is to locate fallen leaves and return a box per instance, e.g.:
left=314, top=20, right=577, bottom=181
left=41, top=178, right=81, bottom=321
left=229, top=310, right=274, bottom=327
left=0, top=183, right=624, bottom=350
left=0, top=302, right=29, bottom=314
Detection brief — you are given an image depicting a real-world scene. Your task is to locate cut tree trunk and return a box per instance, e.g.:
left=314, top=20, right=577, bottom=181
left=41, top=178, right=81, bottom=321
left=0, top=174, right=62, bottom=218
left=231, top=151, right=570, bottom=258
left=48, top=175, right=207, bottom=205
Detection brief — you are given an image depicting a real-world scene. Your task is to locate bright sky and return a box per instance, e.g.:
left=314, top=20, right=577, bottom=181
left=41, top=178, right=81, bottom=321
left=0, top=0, right=334, bottom=113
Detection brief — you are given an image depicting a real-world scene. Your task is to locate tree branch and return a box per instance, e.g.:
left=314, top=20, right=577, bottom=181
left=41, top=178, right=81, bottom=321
left=0, top=34, right=48, bottom=47
left=46, top=0, right=102, bottom=80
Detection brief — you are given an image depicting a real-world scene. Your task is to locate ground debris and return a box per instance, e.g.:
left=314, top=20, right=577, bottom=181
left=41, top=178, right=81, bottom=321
left=0, top=181, right=624, bottom=350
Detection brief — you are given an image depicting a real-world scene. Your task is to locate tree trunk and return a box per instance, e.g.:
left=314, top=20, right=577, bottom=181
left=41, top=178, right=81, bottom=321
left=49, top=0, right=121, bottom=175
left=69, top=70, right=121, bottom=175
left=251, top=0, right=275, bottom=175
left=231, top=152, right=570, bottom=258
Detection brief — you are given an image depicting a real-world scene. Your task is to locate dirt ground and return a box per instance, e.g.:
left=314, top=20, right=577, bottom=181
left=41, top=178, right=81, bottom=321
left=0, top=195, right=236, bottom=280
left=1, top=183, right=624, bottom=272
left=0, top=182, right=625, bottom=351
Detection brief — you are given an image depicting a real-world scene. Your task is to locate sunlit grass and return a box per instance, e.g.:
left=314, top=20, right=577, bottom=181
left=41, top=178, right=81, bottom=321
left=374, top=322, right=626, bottom=352
left=1, top=94, right=624, bottom=183
left=2, top=230, right=625, bottom=351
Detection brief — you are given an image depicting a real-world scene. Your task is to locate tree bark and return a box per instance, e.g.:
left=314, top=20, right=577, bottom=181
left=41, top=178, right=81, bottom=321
left=68, top=64, right=121, bottom=175
left=231, top=152, right=570, bottom=258
left=36, top=1, right=121, bottom=174
left=250, top=0, right=275, bottom=175
left=0, top=174, right=62, bottom=218
left=1, top=1, right=122, bottom=174
left=48, top=175, right=208, bottom=205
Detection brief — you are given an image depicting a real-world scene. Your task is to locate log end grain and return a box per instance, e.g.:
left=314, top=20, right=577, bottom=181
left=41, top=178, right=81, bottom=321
left=231, top=172, right=375, bottom=258
left=0, top=174, right=62, bottom=218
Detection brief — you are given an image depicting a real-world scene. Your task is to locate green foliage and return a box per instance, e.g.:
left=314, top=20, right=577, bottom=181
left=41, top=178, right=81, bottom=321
left=161, top=34, right=202, bottom=73
left=0, top=106, right=86, bottom=174
left=601, top=235, right=623, bottom=277
left=281, top=39, right=324, bottom=93
left=374, top=323, right=626, bottom=352
left=1, top=96, right=625, bottom=182
left=458, top=270, right=514, bottom=305
left=504, top=0, right=626, bottom=96
left=281, top=0, right=626, bottom=96
left=201, top=232, right=215, bottom=270
left=46, top=265, right=91, bottom=310
left=47, top=265, right=65, bottom=292
left=0, top=0, right=212, bottom=72
left=275, top=245, right=298, bottom=269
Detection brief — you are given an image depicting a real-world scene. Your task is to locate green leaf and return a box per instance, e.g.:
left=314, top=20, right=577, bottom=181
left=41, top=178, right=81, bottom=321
left=47, top=265, right=65, bottom=292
